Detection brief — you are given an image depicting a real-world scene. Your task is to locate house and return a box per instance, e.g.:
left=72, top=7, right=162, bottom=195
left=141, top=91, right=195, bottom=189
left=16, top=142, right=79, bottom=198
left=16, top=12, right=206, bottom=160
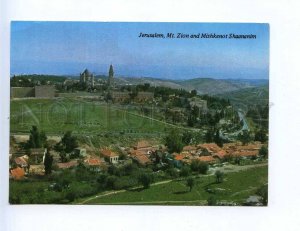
left=10, top=167, right=25, bottom=180
left=130, top=150, right=151, bottom=165
left=182, top=145, right=198, bottom=155
left=29, top=148, right=46, bottom=164
left=14, top=155, right=29, bottom=168
left=133, top=140, right=155, bottom=156
left=101, top=149, right=119, bottom=164
left=84, top=156, right=105, bottom=172
left=56, top=160, right=78, bottom=169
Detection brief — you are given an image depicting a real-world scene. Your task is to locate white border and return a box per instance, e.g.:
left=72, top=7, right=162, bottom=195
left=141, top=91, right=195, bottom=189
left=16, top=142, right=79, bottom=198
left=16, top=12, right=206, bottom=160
left=1, top=0, right=300, bottom=231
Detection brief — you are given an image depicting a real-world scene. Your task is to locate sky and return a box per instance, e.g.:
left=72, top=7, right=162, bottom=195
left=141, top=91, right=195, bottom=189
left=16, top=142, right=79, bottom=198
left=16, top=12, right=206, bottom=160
left=11, top=22, right=269, bottom=79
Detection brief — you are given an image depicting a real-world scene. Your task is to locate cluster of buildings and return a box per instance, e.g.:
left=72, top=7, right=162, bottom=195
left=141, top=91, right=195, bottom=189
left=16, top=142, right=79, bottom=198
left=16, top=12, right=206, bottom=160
left=9, top=138, right=265, bottom=180
left=171, top=142, right=264, bottom=166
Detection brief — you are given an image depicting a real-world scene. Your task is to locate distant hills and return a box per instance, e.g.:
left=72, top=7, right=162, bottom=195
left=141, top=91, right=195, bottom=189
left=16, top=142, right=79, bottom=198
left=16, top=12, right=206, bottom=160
left=216, top=85, right=269, bottom=108
left=105, top=76, right=268, bottom=96
left=12, top=73, right=269, bottom=97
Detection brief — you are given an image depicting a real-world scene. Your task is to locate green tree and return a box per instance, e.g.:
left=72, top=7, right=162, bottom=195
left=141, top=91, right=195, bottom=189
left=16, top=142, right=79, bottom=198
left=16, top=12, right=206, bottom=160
left=182, top=131, right=193, bottom=145
left=205, top=129, right=214, bottom=143
left=61, top=131, right=78, bottom=153
left=238, top=130, right=252, bottom=145
left=207, top=196, right=217, bottom=206
left=186, top=177, right=195, bottom=192
left=165, top=129, right=184, bottom=153
left=215, top=170, right=224, bottom=183
left=27, top=126, right=47, bottom=148
left=254, top=129, right=268, bottom=143
left=44, top=149, right=53, bottom=175
left=180, top=166, right=191, bottom=177
left=190, top=160, right=209, bottom=174
left=256, top=184, right=268, bottom=205
left=214, top=129, right=223, bottom=147
left=259, top=146, right=268, bottom=159
left=138, top=173, right=153, bottom=189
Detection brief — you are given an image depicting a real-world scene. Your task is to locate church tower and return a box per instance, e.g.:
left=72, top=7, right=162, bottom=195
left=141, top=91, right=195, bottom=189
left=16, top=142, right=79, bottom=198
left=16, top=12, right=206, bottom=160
left=108, top=64, right=114, bottom=87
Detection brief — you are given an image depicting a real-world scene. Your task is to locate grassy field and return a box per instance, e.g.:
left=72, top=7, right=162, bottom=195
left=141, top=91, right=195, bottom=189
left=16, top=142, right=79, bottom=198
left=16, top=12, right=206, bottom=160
left=83, top=165, right=268, bottom=205
left=10, top=98, right=173, bottom=135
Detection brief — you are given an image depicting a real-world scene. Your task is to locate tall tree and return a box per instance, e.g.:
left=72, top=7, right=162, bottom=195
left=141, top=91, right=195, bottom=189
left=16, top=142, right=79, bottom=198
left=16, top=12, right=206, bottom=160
left=61, top=131, right=78, bottom=153
left=165, top=129, right=184, bottom=153
left=186, top=177, right=195, bottom=192
left=44, top=149, right=53, bottom=175
left=214, top=129, right=223, bottom=147
left=27, top=126, right=47, bottom=148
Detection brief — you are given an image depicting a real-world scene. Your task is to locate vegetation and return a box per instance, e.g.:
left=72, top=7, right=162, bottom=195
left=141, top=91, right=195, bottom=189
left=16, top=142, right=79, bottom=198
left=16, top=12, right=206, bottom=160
left=186, top=177, right=195, bottom=192
left=164, top=129, right=184, bottom=153
left=190, top=160, right=209, bottom=174
left=238, top=130, right=252, bottom=145
left=26, top=125, right=47, bottom=149
left=215, top=170, right=224, bottom=183
left=44, top=149, right=53, bottom=175
left=82, top=165, right=268, bottom=205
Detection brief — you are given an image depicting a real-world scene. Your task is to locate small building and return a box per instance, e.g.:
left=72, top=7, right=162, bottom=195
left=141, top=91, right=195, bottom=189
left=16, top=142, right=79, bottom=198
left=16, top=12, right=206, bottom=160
left=84, top=156, right=105, bottom=172
left=29, top=148, right=46, bottom=164
left=100, top=149, right=119, bottom=164
left=130, top=150, right=151, bottom=166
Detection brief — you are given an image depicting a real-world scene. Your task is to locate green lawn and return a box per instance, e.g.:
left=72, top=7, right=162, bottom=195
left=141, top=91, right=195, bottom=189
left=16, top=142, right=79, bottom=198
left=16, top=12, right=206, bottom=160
left=84, top=165, right=268, bottom=205
left=10, top=98, right=172, bottom=135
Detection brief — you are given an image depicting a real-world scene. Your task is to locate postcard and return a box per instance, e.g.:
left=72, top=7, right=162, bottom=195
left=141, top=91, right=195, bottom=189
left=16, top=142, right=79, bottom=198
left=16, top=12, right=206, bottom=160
left=9, top=22, right=269, bottom=206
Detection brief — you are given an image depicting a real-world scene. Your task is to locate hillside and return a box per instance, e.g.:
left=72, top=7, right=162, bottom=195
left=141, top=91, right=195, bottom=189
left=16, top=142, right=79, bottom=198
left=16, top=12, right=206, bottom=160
left=216, top=85, right=269, bottom=108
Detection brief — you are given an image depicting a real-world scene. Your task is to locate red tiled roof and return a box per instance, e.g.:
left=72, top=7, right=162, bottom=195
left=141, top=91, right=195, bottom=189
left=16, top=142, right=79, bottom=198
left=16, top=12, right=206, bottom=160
left=10, top=167, right=25, bottom=180
left=101, top=149, right=118, bottom=158
left=174, top=154, right=185, bottom=161
left=198, top=143, right=222, bottom=153
left=57, top=160, right=78, bottom=169
left=84, top=157, right=103, bottom=166
left=233, top=150, right=259, bottom=157
left=198, top=156, right=216, bottom=163
left=134, top=154, right=151, bottom=165
left=213, top=150, right=227, bottom=159
left=183, top=145, right=197, bottom=152
left=14, top=156, right=28, bottom=166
